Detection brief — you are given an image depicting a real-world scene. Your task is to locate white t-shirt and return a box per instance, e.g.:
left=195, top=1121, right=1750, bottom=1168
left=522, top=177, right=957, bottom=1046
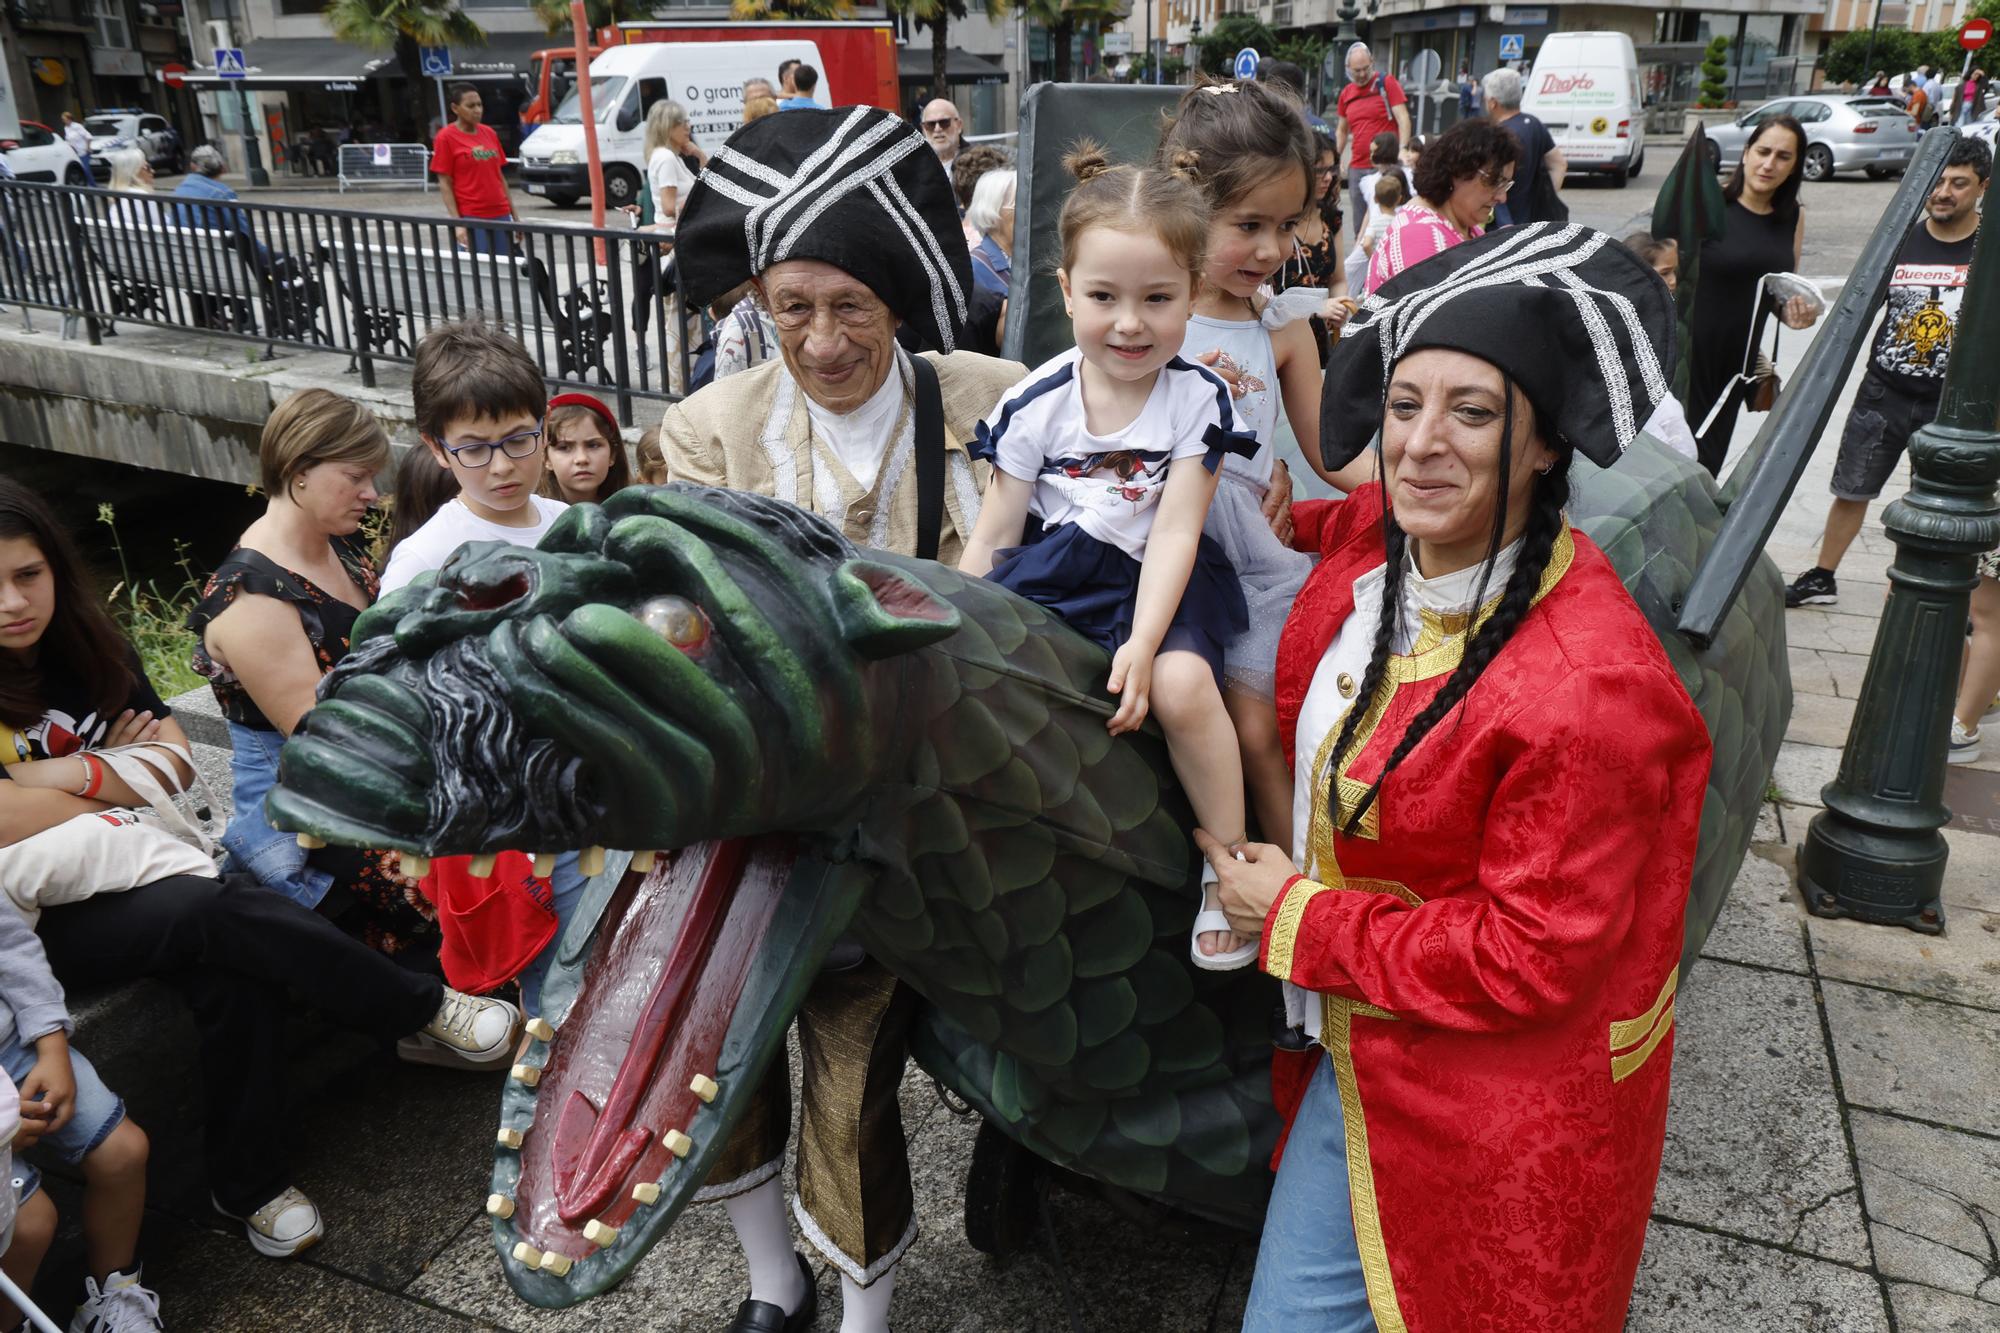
left=804, top=358, right=905, bottom=493
left=380, top=494, right=568, bottom=595
left=980, top=348, right=1247, bottom=562
left=64, top=121, right=90, bottom=156
left=647, top=146, right=697, bottom=220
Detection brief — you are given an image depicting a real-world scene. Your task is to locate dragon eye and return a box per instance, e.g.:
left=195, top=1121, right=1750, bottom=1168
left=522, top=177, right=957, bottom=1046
left=640, top=596, right=710, bottom=653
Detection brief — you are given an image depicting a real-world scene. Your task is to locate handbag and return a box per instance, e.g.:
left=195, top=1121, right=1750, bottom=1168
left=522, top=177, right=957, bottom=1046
left=0, top=743, right=224, bottom=924
left=1745, top=338, right=1781, bottom=413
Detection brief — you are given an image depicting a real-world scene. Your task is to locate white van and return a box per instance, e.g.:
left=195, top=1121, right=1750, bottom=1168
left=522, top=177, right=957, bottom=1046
left=519, top=40, right=827, bottom=210
left=1521, top=32, right=1644, bottom=187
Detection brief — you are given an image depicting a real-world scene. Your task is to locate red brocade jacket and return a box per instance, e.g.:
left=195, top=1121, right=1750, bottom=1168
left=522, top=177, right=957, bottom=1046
left=1263, top=487, right=1712, bottom=1333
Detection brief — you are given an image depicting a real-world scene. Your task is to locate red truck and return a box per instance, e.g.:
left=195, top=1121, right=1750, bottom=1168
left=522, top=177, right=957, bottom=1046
left=519, top=20, right=899, bottom=128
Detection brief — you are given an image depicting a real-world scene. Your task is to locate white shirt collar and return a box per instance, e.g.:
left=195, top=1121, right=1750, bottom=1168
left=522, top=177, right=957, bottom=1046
left=803, top=355, right=906, bottom=493
left=1404, top=535, right=1524, bottom=619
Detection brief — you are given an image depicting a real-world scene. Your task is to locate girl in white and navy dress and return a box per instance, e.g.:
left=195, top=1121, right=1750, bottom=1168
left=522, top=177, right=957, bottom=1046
left=960, top=147, right=1262, bottom=971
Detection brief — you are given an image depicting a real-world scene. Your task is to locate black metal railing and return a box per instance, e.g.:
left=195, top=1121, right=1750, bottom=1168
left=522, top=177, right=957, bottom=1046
left=0, top=180, right=694, bottom=427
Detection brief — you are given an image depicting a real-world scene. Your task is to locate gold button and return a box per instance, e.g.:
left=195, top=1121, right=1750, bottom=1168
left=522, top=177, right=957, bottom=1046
left=1337, top=672, right=1356, bottom=699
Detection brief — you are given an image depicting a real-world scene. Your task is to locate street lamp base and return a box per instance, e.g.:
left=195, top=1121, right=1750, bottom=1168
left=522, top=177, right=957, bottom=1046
left=1799, top=810, right=1947, bottom=934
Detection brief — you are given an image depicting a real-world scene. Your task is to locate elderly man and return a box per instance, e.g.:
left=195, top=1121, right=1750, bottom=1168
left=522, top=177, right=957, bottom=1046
left=919, top=97, right=963, bottom=171
left=1334, top=42, right=1410, bottom=242
left=661, top=106, right=1023, bottom=1333
left=1484, top=67, right=1566, bottom=226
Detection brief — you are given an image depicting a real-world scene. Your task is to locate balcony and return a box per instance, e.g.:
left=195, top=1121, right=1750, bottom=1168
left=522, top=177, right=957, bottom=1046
left=9, top=0, right=94, bottom=30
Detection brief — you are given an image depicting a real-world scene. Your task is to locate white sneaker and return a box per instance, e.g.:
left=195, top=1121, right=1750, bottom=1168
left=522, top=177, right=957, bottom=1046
left=214, top=1186, right=323, bottom=1259
left=68, top=1267, right=164, bottom=1332
left=397, top=988, right=521, bottom=1069
left=1948, top=718, right=1982, bottom=765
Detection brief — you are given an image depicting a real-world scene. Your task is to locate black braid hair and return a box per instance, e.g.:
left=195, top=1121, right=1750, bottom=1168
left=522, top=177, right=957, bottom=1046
left=1328, top=378, right=1574, bottom=836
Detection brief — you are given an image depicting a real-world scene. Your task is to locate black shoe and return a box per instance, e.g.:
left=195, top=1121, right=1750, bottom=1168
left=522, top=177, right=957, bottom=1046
left=725, top=1253, right=817, bottom=1333
left=1785, top=567, right=1838, bottom=607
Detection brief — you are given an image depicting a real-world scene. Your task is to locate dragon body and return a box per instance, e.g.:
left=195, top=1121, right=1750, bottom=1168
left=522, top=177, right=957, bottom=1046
left=270, top=442, right=1789, bottom=1307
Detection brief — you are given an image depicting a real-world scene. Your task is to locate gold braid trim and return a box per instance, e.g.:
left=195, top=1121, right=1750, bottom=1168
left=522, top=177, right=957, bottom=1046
left=1609, top=965, right=1680, bottom=1050
left=1611, top=1001, right=1676, bottom=1083
left=1322, top=996, right=1409, bottom=1333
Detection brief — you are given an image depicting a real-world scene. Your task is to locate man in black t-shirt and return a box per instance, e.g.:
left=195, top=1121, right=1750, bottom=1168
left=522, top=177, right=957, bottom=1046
left=1483, top=67, right=1564, bottom=227
left=1786, top=137, right=1991, bottom=609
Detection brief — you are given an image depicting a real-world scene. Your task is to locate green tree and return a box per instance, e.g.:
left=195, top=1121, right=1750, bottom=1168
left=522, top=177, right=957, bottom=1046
left=732, top=0, right=854, bottom=18
left=326, top=0, right=486, bottom=141
left=891, top=0, right=1010, bottom=106
left=1823, top=27, right=1924, bottom=86
left=1194, top=14, right=1276, bottom=78
left=1697, top=36, right=1729, bottom=108
left=529, top=0, right=660, bottom=31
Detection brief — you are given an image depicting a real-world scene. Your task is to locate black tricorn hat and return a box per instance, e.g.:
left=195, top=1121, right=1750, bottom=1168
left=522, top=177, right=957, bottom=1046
left=674, top=106, right=974, bottom=354
left=1322, top=224, right=1678, bottom=471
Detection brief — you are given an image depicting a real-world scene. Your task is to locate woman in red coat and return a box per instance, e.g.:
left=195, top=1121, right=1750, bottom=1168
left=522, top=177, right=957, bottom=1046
left=1204, top=226, right=1714, bottom=1332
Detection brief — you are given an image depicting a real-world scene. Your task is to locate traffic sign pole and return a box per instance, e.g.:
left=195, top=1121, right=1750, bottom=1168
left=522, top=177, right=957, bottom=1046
left=215, top=46, right=269, bottom=188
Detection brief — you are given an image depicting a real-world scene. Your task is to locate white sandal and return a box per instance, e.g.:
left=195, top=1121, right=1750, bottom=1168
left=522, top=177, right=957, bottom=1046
left=1191, top=855, right=1259, bottom=971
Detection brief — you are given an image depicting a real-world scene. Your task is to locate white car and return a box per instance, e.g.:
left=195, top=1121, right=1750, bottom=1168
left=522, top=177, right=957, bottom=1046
left=0, top=120, right=90, bottom=186
left=85, top=110, right=183, bottom=177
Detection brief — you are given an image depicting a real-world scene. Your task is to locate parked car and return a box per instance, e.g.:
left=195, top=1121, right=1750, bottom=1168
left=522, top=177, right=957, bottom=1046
left=1704, top=94, right=1920, bottom=182
left=84, top=110, right=184, bottom=177
left=0, top=120, right=90, bottom=185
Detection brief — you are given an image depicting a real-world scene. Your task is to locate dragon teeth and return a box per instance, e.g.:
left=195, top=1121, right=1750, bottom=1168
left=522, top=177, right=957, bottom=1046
left=511, top=1064, right=541, bottom=1088
left=631, top=850, right=657, bottom=873
left=399, top=853, right=431, bottom=878
left=525, top=1017, right=555, bottom=1043
left=468, top=853, right=497, bottom=878
left=664, top=1129, right=692, bottom=1158
left=579, top=846, right=606, bottom=876
left=497, top=1127, right=524, bottom=1149
left=296, top=833, right=325, bottom=849
left=511, top=1241, right=542, bottom=1267
left=690, top=1073, right=718, bottom=1103
left=486, top=1193, right=515, bottom=1220
left=539, top=1251, right=574, bottom=1276
left=631, top=1181, right=661, bottom=1204
left=583, top=1219, right=618, bottom=1247
left=532, top=852, right=556, bottom=877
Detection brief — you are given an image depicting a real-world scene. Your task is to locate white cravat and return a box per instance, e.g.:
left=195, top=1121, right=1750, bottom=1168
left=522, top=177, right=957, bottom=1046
left=804, top=357, right=905, bottom=494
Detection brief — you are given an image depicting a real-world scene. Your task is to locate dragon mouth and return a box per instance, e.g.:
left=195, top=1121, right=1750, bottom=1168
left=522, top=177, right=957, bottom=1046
left=489, top=838, right=861, bottom=1304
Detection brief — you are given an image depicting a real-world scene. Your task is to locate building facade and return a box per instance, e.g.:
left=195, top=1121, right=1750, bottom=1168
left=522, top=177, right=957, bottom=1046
left=3, top=0, right=196, bottom=137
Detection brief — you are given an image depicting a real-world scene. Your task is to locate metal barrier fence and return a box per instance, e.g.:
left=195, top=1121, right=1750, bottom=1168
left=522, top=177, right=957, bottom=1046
left=338, top=143, right=432, bottom=193
left=0, top=180, right=694, bottom=426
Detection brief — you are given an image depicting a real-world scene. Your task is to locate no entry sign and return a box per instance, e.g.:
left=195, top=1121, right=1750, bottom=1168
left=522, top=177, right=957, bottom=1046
left=1963, top=18, right=1993, bottom=50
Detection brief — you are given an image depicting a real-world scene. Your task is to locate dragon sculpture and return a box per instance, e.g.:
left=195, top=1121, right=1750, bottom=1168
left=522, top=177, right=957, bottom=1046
left=268, top=440, right=1789, bottom=1307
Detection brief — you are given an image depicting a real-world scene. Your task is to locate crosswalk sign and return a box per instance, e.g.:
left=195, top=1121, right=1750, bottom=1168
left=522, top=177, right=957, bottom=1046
left=1498, top=34, right=1525, bottom=62
left=419, top=46, right=452, bottom=78
left=214, top=47, right=247, bottom=79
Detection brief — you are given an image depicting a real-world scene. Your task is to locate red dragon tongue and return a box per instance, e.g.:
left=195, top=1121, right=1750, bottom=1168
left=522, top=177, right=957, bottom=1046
left=550, top=838, right=750, bottom=1225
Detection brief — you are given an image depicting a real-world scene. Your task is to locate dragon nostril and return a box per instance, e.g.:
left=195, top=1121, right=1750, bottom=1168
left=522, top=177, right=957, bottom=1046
left=455, top=570, right=532, bottom=613
left=639, top=596, right=711, bottom=654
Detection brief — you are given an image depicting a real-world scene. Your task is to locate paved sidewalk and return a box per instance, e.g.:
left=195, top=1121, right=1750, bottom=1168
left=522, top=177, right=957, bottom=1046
left=26, top=340, right=2000, bottom=1333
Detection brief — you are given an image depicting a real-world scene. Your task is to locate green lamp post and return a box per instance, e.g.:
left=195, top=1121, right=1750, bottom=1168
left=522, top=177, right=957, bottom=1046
left=1800, top=129, right=2000, bottom=934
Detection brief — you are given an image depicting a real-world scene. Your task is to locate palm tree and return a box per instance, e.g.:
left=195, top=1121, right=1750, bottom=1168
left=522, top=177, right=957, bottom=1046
left=892, top=0, right=1010, bottom=106
left=1024, top=0, right=1122, bottom=84
left=326, top=0, right=487, bottom=142
left=732, top=0, right=855, bottom=19
left=530, top=0, right=661, bottom=29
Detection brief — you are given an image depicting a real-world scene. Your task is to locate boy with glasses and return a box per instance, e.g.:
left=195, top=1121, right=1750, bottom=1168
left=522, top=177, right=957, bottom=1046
left=380, top=320, right=587, bottom=1016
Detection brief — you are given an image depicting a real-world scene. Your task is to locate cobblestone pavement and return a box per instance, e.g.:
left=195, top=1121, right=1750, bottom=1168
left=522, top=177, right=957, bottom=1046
left=20, top=160, right=1997, bottom=1333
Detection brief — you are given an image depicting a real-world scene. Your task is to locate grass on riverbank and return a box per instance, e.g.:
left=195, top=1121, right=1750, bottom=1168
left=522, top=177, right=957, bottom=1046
left=98, top=504, right=206, bottom=698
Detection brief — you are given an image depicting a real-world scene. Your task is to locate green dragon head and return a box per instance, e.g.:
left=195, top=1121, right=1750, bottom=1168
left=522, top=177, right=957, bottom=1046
left=272, top=485, right=962, bottom=861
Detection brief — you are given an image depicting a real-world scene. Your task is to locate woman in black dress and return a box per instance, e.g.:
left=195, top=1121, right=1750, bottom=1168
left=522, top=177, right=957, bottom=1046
left=1686, top=115, right=1822, bottom=476
left=1277, top=129, right=1351, bottom=365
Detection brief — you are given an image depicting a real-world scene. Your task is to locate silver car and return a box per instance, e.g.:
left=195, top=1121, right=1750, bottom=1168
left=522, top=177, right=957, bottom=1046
left=1704, top=95, right=1921, bottom=182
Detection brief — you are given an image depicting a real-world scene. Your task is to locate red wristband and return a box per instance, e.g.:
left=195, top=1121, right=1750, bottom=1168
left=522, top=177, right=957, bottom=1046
left=79, top=753, right=104, bottom=799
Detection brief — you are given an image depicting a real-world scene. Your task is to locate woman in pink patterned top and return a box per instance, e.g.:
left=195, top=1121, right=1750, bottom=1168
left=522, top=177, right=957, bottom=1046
left=1366, top=118, right=1521, bottom=294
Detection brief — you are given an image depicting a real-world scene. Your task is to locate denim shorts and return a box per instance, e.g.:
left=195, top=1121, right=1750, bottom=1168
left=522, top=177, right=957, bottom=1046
left=1830, top=368, right=1941, bottom=501
left=222, top=720, right=335, bottom=911
left=1, top=1036, right=126, bottom=1201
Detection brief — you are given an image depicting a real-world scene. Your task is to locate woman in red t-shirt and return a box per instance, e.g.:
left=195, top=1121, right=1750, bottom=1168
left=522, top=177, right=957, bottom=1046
left=432, top=83, right=514, bottom=255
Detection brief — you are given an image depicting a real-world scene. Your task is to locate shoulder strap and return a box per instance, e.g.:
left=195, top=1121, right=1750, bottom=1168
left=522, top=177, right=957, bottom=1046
left=910, top=354, right=946, bottom=562
left=1379, top=77, right=1395, bottom=121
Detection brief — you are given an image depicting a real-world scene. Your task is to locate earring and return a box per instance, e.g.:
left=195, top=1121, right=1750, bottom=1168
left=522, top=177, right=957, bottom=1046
left=1535, top=459, right=1555, bottom=476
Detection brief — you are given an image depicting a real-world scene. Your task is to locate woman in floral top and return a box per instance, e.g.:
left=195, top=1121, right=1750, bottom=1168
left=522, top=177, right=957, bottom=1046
left=1365, top=118, right=1519, bottom=295
left=188, top=390, right=437, bottom=957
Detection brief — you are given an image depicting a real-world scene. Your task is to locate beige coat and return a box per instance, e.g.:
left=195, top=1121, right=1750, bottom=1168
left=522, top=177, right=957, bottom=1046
left=658, top=350, right=1025, bottom=565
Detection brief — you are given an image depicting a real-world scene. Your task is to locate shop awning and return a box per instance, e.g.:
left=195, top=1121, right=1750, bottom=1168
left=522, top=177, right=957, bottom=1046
left=179, top=38, right=394, bottom=90
left=897, top=45, right=1009, bottom=87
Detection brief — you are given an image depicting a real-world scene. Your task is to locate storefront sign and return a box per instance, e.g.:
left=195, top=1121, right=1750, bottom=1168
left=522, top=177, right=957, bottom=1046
left=91, top=49, right=146, bottom=79
left=1503, top=6, right=1551, bottom=24
left=31, top=58, right=67, bottom=88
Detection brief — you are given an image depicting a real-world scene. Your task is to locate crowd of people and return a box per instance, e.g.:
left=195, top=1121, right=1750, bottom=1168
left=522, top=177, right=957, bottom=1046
left=1, top=38, right=1994, bottom=1333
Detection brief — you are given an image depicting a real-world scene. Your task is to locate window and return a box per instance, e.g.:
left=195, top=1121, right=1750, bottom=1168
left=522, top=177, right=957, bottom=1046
left=141, top=116, right=166, bottom=134
left=638, top=77, right=669, bottom=115
left=90, top=0, right=130, bottom=49
left=19, top=123, right=54, bottom=148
